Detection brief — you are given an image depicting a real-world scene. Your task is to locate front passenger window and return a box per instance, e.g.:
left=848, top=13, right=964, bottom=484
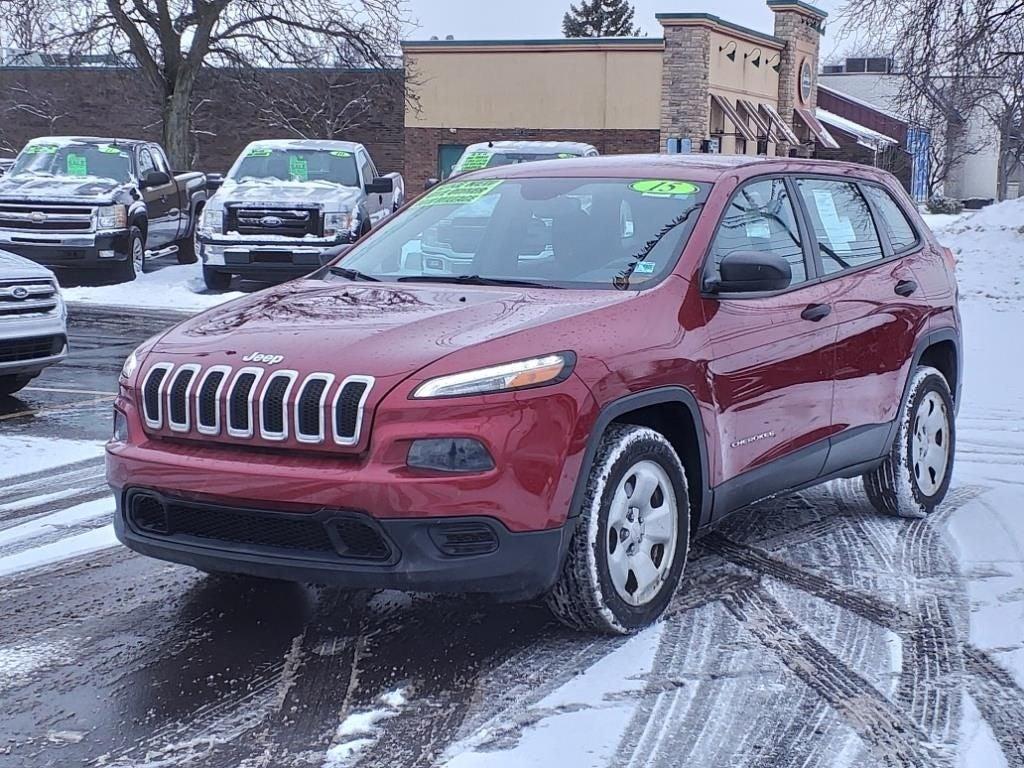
left=709, top=178, right=807, bottom=286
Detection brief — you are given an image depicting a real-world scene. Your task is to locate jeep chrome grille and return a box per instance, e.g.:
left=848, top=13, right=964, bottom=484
left=141, top=364, right=373, bottom=447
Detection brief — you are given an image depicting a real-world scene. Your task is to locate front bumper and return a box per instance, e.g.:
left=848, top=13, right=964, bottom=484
left=199, top=236, right=354, bottom=280
left=0, top=229, right=130, bottom=269
left=0, top=315, right=68, bottom=377
left=113, top=488, right=575, bottom=600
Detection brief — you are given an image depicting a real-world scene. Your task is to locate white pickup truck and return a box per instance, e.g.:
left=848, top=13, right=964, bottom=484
left=0, top=249, right=68, bottom=396
left=196, top=140, right=404, bottom=290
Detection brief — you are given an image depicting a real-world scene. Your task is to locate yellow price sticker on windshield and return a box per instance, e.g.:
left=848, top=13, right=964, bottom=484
left=417, top=180, right=503, bottom=207
left=630, top=180, right=700, bottom=197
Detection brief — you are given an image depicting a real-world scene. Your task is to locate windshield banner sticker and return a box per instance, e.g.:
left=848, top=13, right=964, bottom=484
left=246, top=147, right=272, bottom=157
left=25, top=145, right=58, bottom=155
left=99, top=145, right=127, bottom=156
left=66, top=153, right=88, bottom=177
left=417, top=180, right=503, bottom=207
left=459, top=152, right=492, bottom=172
left=557, top=153, right=578, bottom=159
left=289, top=155, right=309, bottom=181
left=329, top=151, right=353, bottom=158
left=630, top=180, right=701, bottom=198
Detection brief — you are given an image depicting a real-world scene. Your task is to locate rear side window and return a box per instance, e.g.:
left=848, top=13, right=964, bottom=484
left=796, top=179, right=884, bottom=275
left=863, top=185, right=919, bottom=251
left=709, top=177, right=807, bottom=286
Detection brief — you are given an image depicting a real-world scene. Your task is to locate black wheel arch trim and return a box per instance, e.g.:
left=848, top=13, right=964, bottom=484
left=568, top=386, right=713, bottom=527
left=886, top=326, right=962, bottom=451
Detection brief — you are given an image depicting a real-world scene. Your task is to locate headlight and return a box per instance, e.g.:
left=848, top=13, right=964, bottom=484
left=324, top=211, right=356, bottom=238
left=120, top=348, right=140, bottom=380
left=200, top=207, right=223, bottom=235
left=411, top=353, right=575, bottom=399
left=96, top=205, right=127, bottom=230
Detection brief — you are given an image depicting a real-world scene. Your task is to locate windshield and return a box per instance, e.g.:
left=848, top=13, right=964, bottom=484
left=454, top=149, right=582, bottom=175
left=229, top=147, right=360, bottom=187
left=328, top=177, right=708, bottom=290
left=10, top=141, right=133, bottom=182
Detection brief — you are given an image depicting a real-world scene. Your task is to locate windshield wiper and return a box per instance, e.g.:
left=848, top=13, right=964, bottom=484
left=329, top=266, right=381, bottom=282
left=397, top=274, right=559, bottom=289
left=615, top=204, right=703, bottom=290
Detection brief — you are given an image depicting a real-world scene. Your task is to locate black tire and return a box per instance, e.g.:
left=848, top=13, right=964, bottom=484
left=0, top=374, right=33, bottom=396
left=203, top=266, right=232, bottom=291
left=176, top=206, right=201, bottom=264
left=863, top=365, right=955, bottom=518
left=546, top=424, right=690, bottom=635
left=112, top=226, right=145, bottom=283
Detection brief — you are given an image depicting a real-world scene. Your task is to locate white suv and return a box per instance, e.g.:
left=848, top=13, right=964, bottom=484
left=0, top=249, right=68, bottom=396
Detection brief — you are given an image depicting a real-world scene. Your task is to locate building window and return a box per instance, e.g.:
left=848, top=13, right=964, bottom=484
left=438, top=144, right=468, bottom=180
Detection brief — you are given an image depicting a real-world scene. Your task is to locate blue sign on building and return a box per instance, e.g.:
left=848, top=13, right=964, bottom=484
left=906, top=126, right=931, bottom=202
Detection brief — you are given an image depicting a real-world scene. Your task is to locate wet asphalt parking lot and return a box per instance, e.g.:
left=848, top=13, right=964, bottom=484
left=1, top=297, right=1022, bottom=768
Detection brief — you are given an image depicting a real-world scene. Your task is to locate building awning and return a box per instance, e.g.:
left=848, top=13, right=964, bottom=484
left=795, top=107, right=840, bottom=149
left=710, top=93, right=757, bottom=142
left=760, top=103, right=800, bottom=144
left=816, top=108, right=900, bottom=151
left=737, top=99, right=775, bottom=140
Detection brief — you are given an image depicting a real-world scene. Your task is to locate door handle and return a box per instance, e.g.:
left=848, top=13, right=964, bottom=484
left=894, top=279, right=918, bottom=297
left=801, top=303, right=832, bottom=322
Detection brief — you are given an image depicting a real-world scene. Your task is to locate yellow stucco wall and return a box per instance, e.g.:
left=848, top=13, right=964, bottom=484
left=405, top=48, right=663, bottom=130
left=707, top=29, right=781, bottom=104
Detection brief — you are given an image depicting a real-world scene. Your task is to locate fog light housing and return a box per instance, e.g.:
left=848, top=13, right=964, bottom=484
left=98, top=249, right=116, bottom=259
left=204, top=246, right=225, bottom=266
left=407, top=438, right=494, bottom=473
left=112, top=408, right=129, bottom=443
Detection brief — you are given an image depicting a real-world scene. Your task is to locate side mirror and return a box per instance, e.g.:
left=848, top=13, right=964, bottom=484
left=713, top=251, right=792, bottom=293
left=424, top=177, right=440, bottom=191
left=320, top=243, right=353, bottom=264
left=365, top=176, right=394, bottom=194
left=205, top=172, right=224, bottom=195
left=141, top=170, right=171, bottom=188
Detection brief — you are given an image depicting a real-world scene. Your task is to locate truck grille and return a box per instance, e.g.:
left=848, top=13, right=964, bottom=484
left=0, top=334, right=66, bottom=363
left=126, top=491, right=394, bottom=562
left=226, top=206, right=322, bottom=238
left=141, top=363, right=373, bottom=448
left=0, top=203, right=94, bottom=232
left=0, top=279, right=60, bottom=317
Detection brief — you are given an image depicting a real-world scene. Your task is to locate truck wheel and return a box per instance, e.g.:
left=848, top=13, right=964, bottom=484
left=176, top=205, right=202, bottom=264
left=863, top=366, right=955, bottom=519
left=112, top=226, right=145, bottom=283
left=546, top=424, right=689, bottom=635
left=0, top=374, right=33, bottom=396
left=203, top=266, right=232, bottom=291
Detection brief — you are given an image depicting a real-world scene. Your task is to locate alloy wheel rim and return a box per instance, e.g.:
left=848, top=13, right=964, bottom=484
left=911, top=391, right=950, bottom=496
left=606, top=459, right=678, bottom=607
left=132, top=237, right=145, bottom=274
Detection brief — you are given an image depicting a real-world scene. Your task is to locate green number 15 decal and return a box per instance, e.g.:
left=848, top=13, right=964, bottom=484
left=630, top=180, right=701, bottom=197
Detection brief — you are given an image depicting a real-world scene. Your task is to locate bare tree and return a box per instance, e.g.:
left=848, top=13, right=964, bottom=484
left=981, top=28, right=1024, bottom=198
left=33, top=0, right=408, bottom=168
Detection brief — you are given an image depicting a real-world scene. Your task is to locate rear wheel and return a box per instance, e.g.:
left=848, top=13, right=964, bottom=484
left=547, top=424, right=689, bottom=634
left=0, top=374, right=33, bottom=396
left=203, top=266, right=232, bottom=291
left=863, top=366, right=955, bottom=518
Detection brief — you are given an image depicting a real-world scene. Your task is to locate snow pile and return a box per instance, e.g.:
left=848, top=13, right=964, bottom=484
left=0, top=435, right=102, bottom=481
left=322, top=688, right=409, bottom=768
left=61, top=263, right=244, bottom=312
left=925, top=197, right=1024, bottom=306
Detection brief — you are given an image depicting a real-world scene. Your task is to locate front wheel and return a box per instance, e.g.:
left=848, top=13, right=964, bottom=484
left=112, top=226, right=145, bottom=283
left=176, top=211, right=201, bottom=264
left=863, top=366, right=955, bottom=518
left=203, top=266, right=233, bottom=291
left=547, top=424, right=690, bottom=634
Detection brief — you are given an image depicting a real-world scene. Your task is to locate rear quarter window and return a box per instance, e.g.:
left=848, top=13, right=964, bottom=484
left=863, top=185, right=920, bottom=251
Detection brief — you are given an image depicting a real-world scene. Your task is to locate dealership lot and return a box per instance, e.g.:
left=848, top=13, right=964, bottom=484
left=0, top=205, right=1022, bottom=767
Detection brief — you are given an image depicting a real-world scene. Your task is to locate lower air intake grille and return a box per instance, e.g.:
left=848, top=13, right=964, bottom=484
left=0, top=334, right=64, bottom=364
left=331, top=518, right=392, bottom=561
left=430, top=522, right=500, bottom=556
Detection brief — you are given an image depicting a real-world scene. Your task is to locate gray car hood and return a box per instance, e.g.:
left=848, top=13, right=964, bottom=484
left=0, top=173, right=128, bottom=202
left=0, top=248, right=58, bottom=280
left=213, top=179, right=362, bottom=209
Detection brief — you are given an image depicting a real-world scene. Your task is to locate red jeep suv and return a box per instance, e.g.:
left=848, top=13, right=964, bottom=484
left=108, top=155, right=961, bottom=634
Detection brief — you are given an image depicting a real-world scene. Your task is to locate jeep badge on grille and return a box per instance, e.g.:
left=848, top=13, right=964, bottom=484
left=243, top=352, right=285, bottom=365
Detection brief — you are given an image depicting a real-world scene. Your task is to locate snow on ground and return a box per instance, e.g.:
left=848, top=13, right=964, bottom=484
left=61, top=262, right=244, bottom=312
left=0, top=434, right=103, bottom=481
left=322, top=688, right=409, bottom=767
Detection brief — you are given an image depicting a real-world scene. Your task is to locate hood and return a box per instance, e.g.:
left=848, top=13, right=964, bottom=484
left=0, top=173, right=128, bottom=202
left=215, top=179, right=362, bottom=209
left=0, top=248, right=57, bottom=280
left=148, top=278, right=631, bottom=381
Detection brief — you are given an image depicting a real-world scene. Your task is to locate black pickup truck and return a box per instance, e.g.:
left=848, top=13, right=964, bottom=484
left=0, top=137, right=207, bottom=282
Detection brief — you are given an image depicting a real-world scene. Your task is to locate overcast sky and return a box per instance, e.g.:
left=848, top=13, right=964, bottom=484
left=404, top=0, right=849, bottom=58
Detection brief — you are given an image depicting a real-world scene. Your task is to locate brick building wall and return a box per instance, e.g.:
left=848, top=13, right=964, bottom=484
left=771, top=3, right=825, bottom=156
left=404, top=127, right=661, bottom=191
left=0, top=67, right=405, bottom=174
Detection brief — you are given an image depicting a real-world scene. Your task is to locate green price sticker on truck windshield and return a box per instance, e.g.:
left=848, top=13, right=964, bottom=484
left=25, top=145, right=58, bottom=155
left=66, top=153, right=88, bottom=177
left=246, top=147, right=273, bottom=157
left=99, top=145, right=127, bottom=156
left=459, top=152, right=492, bottom=172
left=329, top=151, right=352, bottom=158
left=289, top=155, right=309, bottom=181
left=417, top=180, right=503, bottom=207
left=630, top=180, right=700, bottom=198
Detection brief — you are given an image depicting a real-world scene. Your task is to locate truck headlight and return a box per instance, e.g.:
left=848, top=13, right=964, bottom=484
left=324, top=211, right=356, bottom=238
left=200, top=207, right=223, bottom=236
left=411, top=353, right=575, bottom=399
left=96, top=205, right=127, bottom=230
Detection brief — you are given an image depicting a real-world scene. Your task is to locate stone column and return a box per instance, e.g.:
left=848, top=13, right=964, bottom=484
left=769, top=1, right=827, bottom=157
left=659, top=21, right=711, bottom=152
